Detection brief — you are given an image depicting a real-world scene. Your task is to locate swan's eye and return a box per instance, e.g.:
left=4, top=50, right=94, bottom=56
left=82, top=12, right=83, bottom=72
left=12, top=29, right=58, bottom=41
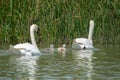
left=35, top=28, right=38, bottom=31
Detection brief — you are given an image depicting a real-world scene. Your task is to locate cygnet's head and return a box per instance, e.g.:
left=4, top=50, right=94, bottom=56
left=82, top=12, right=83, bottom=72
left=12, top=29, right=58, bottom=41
left=62, top=44, right=66, bottom=48
left=50, top=44, right=54, bottom=48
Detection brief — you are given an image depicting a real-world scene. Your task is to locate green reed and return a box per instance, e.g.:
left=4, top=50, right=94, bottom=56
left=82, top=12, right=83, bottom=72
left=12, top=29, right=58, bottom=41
left=0, top=0, right=120, bottom=48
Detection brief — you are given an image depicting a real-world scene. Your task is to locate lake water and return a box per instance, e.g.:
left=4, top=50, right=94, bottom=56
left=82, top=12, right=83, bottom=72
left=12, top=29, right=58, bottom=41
left=0, top=45, right=119, bottom=80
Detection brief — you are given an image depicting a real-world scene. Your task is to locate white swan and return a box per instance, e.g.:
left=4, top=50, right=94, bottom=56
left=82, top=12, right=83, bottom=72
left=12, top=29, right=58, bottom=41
left=72, top=20, right=94, bottom=49
left=9, top=24, right=41, bottom=55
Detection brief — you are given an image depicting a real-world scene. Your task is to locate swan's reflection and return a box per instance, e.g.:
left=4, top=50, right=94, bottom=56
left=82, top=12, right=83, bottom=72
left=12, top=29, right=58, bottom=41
left=72, top=49, right=94, bottom=80
left=9, top=55, right=39, bottom=80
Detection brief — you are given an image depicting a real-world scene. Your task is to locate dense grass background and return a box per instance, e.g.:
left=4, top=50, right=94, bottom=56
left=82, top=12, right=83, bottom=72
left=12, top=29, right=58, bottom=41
left=0, top=0, right=120, bottom=48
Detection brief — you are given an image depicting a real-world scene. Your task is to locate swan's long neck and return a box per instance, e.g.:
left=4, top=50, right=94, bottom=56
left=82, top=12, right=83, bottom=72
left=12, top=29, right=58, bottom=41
left=30, top=27, right=38, bottom=48
left=88, top=20, right=94, bottom=41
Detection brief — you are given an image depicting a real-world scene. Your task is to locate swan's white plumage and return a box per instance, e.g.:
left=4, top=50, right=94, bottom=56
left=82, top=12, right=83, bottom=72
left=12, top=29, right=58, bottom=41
left=75, top=38, right=93, bottom=45
left=13, top=43, right=40, bottom=55
left=72, top=20, right=94, bottom=49
left=9, top=24, right=41, bottom=55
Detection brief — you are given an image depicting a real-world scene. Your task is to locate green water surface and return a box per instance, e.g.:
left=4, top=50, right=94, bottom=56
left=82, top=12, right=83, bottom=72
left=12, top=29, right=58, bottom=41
left=0, top=45, right=119, bottom=80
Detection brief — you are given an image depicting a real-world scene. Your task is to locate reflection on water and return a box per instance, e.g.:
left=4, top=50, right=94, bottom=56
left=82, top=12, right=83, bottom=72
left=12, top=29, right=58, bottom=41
left=72, top=50, right=94, bottom=80
left=0, top=45, right=120, bottom=80
left=9, top=55, right=39, bottom=80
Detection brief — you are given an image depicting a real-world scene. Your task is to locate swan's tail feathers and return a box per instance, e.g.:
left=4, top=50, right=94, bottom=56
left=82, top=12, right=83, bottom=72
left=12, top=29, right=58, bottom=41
left=8, top=45, right=22, bottom=56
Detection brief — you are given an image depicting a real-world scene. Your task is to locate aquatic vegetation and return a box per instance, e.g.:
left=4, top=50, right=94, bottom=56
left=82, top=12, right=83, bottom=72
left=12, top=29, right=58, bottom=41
left=0, top=0, right=120, bottom=48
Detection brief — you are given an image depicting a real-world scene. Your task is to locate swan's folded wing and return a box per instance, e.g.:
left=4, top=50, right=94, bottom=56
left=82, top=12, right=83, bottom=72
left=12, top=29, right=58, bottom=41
left=8, top=45, right=22, bottom=55
left=75, top=38, right=92, bottom=45
left=14, top=43, right=35, bottom=51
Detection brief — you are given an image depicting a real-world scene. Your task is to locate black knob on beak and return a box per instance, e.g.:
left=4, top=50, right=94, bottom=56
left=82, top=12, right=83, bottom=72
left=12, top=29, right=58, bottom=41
left=83, top=46, right=86, bottom=49
left=37, top=27, right=40, bottom=34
